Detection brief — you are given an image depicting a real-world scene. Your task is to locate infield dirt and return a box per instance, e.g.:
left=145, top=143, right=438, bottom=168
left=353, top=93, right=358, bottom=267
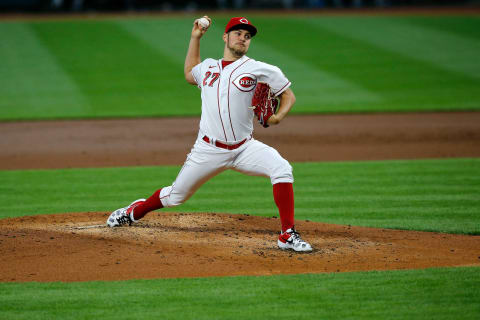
left=2, top=212, right=480, bottom=282
left=1, top=112, right=479, bottom=170
left=1, top=112, right=480, bottom=282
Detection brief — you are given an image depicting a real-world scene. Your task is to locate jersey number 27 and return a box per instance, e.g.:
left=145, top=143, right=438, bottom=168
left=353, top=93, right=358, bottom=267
left=203, top=72, right=220, bottom=87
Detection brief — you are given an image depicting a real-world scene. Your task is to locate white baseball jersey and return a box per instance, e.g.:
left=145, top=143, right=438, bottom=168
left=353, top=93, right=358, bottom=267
left=191, top=55, right=291, bottom=143
left=159, top=55, right=293, bottom=208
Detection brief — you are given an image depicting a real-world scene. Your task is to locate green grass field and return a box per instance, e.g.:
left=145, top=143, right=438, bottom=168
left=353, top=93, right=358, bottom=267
left=1, top=158, right=479, bottom=318
left=1, top=158, right=479, bottom=234
left=1, top=13, right=480, bottom=320
left=1, top=15, right=479, bottom=120
left=1, top=267, right=479, bottom=320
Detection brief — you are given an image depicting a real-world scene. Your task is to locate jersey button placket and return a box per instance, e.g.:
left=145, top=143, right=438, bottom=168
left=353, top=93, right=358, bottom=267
left=215, top=69, right=228, bottom=142
left=219, top=75, right=232, bottom=141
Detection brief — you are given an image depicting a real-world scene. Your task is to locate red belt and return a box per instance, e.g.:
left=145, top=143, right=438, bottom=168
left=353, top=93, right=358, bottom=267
left=202, top=136, right=247, bottom=150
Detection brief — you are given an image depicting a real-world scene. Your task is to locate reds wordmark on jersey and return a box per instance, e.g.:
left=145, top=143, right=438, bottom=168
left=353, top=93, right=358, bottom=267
left=192, top=55, right=291, bottom=143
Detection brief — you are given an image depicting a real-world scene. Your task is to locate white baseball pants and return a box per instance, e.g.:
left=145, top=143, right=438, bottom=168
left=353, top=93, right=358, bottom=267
left=159, top=137, right=293, bottom=208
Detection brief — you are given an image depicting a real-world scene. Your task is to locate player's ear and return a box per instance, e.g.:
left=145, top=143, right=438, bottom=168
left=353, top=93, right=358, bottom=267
left=223, top=33, right=228, bottom=43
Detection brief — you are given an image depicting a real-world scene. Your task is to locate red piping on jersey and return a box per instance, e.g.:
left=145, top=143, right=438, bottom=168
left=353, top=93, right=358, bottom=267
left=227, top=58, right=251, bottom=141
left=274, top=81, right=291, bottom=97
left=216, top=61, right=228, bottom=141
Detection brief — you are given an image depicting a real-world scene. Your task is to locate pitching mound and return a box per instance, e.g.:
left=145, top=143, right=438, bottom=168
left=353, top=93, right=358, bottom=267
left=1, top=212, right=479, bottom=282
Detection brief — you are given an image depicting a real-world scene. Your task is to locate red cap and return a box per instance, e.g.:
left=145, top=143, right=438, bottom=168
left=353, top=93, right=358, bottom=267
left=225, top=17, right=257, bottom=37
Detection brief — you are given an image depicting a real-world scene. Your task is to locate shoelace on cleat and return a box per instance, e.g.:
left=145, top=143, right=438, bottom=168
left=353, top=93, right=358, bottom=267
left=284, top=229, right=300, bottom=242
left=116, top=215, right=132, bottom=226
left=289, top=230, right=308, bottom=246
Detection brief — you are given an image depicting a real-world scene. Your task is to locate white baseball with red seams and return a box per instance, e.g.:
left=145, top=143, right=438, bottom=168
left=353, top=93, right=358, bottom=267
left=198, top=17, right=210, bottom=29
left=159, top=55, right=293, bottom=207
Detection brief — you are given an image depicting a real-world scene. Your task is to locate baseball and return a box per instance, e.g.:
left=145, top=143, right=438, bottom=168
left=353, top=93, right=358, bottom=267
left=198, top=17, right=210, bottom=29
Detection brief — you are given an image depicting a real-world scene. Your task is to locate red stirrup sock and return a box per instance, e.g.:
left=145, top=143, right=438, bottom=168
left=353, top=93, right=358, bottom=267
left=132, top=189, right=164, bottom=220
left=273, top=183, right=295, bottom=233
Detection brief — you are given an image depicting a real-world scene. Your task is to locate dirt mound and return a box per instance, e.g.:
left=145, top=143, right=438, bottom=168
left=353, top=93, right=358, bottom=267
left=1, top=212, right=479, bottom=282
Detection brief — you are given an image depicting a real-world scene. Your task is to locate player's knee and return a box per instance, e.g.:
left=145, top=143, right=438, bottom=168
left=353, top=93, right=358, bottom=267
left=160, top=186, right=192, bottom=208
left=166, top=193, right=190, bottom=207
left=168, top=196, right=186, bottom=207
left=270, top=160, right=293, bottom=184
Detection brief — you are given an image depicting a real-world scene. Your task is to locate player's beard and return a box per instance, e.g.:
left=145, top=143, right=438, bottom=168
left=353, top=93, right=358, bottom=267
left=227, top=36, right=248, bottom=58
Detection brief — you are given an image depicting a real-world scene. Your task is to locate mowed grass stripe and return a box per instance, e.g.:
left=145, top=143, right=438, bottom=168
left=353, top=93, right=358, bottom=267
left=405, top=16, right=480, bottom=41
left=294, top=159, right=480, bottom=233
left=0, top=23, right=87, bottom=118
left=1, top=16, right=480, bottom=120
left=278, top=17, right=480, bottom=112
left=1, top=159, right=479, bottom=234
left=0, top=267, right=479, bottom=320
left=31, top=21, right=200, bottom=118
left=309, top=16, right=480, bottom=79
left=117, top=18, right=223, bottom=63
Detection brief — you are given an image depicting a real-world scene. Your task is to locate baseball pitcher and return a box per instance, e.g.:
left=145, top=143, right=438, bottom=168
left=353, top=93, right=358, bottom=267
left=107, top=16, right=312, bottom=252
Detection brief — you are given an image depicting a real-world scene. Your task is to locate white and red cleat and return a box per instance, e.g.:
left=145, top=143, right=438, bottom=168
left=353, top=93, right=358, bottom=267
left=278, top=227, right=312, bottom=252
left=107, top=199, right=145, bottom=227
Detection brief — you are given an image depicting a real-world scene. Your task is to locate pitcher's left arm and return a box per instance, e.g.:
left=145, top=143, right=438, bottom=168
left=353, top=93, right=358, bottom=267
left=268, top=88, right=296, bottom=126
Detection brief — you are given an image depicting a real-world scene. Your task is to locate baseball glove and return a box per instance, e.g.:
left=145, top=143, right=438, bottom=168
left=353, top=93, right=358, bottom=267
left=250, top=82, right=278, bottom=128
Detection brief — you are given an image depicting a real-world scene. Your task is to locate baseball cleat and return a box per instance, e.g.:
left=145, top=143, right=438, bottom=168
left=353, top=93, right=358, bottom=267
left=278, top=227, right=312, bottom=252
left=106, top=199, right=145, bottom=227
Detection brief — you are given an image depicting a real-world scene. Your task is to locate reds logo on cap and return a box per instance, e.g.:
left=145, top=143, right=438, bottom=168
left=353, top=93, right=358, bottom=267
left=232, top=73, right=257, bottom=92
left=225, top=17, right=257, bottom=37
